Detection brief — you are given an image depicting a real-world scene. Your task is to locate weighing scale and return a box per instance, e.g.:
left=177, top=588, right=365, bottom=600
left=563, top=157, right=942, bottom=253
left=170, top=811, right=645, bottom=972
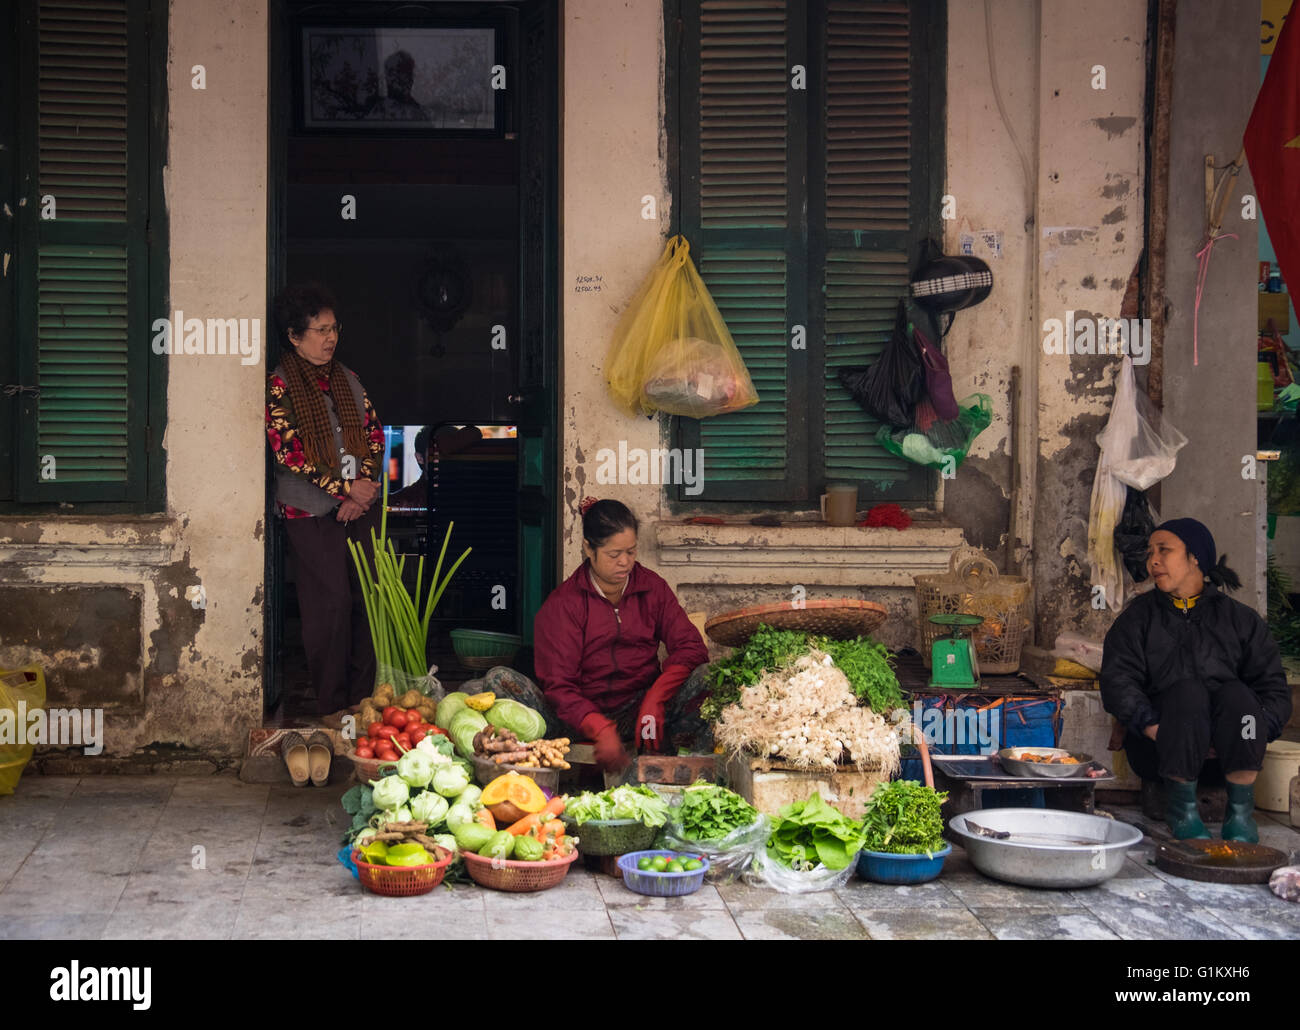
left=927, top=613, right=984, bottom=690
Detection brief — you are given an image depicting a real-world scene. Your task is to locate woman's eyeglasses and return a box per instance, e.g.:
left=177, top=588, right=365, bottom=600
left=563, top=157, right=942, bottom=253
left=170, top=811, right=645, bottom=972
left=301, top=323, right=342, bottom=338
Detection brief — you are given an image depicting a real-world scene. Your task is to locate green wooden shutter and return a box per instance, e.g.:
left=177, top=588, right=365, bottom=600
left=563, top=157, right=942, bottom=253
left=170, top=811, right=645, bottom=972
left=15, top=0, right=150, bottom=502
left=816, top=0, right=934, bottom=500
left=679, top=0, right=809, bottom=501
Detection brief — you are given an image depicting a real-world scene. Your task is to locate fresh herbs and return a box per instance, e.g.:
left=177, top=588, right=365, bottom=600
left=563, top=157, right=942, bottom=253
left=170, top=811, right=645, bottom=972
left=675, top=782, right=759, bottom=841
left=765, top=793, right=864, bottom=871
left=702, top=625, right=809, bottom=722
left=811, top=636, right=905, bottom=713
left=860, top=780, right=948, bottom=856
left=565, top=785, right=670, bottom=827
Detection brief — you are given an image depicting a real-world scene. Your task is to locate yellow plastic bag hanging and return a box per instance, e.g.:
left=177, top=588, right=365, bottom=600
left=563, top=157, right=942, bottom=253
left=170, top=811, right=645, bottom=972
left=0, top=665, right=46, bottom=795
left=606, top=235, right=759, bottom=418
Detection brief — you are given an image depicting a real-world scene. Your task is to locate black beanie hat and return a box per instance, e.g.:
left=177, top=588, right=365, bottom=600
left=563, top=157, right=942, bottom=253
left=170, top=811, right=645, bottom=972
left=1154, top=518, right=1241, bottom=592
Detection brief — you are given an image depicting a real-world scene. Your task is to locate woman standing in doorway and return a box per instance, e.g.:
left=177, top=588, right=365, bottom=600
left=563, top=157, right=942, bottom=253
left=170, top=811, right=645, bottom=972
left=266, top=283, right=386, bottom=724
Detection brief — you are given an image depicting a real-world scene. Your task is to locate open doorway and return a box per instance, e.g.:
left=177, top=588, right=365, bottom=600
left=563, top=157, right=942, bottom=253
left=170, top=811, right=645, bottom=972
left=265, top=0, right=558, bottom=723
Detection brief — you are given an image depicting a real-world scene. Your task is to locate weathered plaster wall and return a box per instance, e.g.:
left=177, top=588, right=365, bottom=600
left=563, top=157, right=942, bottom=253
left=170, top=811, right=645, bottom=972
left=559, top=0, right=672, bottom=576
left=945, top=0, right=1148, bottom=647
left=0, top=0, right=267, bottom=764
left=1161, top=0, right=1261, bottom=610
left=559, top=0, right=1153, bottom=652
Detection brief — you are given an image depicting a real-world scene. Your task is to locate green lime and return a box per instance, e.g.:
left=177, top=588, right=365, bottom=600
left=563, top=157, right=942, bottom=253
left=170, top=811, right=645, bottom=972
left=650, top=855, right=669, bottom=872
left=666, top=860, right=685, bottom=873
left=637, top=856, right=654, bottom=871
left=683, top=858, right=703, bottom=871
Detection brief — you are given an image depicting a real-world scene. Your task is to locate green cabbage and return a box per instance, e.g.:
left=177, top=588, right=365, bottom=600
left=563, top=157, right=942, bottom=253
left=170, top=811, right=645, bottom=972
left=483, top=699, right=546, bottom=742
left=458, top=784, right=482, bottom=807
left=449, top=708, right=488, bottom=758
left=436, top=692, right=469, bottom=729
left=433, top=833, right=458, bottom=858
left=380, top=806, right=412, bottom=824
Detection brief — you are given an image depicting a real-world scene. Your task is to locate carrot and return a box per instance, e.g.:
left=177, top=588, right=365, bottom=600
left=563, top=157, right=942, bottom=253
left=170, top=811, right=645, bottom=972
left=473, top=807, right=496, bottom=831
left=506, top=812, right=544, bottom=836
left=542, top=795, right=566, bottom=817
left=540, top=819, right=565, bottom=840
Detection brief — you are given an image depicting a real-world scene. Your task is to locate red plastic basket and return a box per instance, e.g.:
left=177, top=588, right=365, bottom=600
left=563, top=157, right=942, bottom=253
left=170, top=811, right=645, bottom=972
left=350, top=845, right=453, bottom=897
left=460, top=848, right=578, bottom=892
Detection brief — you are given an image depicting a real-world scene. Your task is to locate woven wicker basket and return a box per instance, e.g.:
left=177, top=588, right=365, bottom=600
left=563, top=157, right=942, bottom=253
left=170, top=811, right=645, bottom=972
left=460, top=847, right=578, bottom=892
left=704, top=600, right=888, bottom=649
left=914, top=546, right=1032, bottom=674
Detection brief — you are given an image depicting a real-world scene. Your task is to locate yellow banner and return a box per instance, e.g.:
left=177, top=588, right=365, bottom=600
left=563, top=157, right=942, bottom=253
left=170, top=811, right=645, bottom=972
left=1263, top=0, right=1293, bottom=55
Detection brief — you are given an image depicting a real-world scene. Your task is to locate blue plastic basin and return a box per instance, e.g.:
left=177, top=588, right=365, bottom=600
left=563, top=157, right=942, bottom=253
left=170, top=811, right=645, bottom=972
left=856, top=842, right=952, bottom=885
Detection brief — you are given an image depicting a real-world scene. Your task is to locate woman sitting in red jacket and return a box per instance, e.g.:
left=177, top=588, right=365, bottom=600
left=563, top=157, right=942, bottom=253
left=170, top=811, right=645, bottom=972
left=478, top=498, right=710, bottom=772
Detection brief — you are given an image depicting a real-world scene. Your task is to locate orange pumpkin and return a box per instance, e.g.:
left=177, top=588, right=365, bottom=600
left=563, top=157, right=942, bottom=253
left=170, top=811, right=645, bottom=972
left=481, top=772, right=548, bottom=815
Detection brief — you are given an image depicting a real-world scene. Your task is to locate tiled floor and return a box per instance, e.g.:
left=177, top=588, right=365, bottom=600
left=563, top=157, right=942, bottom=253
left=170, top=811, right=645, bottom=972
left=2, top=774, right=1298, bottom=940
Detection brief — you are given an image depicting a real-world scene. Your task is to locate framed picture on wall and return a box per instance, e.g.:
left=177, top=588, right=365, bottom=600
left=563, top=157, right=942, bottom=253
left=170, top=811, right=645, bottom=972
left=298, top=23, right=501, bottom=133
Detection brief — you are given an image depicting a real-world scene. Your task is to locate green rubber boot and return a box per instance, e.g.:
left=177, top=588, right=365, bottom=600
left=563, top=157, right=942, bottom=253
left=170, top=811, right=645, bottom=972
left=1163, top=779, right=1209, bottom=839
left=1221, top=782, right=1260, bottom=844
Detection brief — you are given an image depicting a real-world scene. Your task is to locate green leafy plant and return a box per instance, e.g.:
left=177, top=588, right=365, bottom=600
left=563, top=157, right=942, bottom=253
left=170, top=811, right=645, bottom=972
left=1267, top=556, right=1300, bottom=659
left=811, top=635, right=905, bottom=712
left=675, top=782, right=759, bottom=841
left=347, top=437, right=471, bottom=679
left=765, top=793, right=863, bottom=870
left=702, top=624, right=811, bottom=722
left=859, top=780, right=948, bottom=856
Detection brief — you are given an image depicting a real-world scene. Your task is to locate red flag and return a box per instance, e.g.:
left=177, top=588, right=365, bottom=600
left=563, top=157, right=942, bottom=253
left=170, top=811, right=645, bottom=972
left=1245, top=11, right=1300, bottom=292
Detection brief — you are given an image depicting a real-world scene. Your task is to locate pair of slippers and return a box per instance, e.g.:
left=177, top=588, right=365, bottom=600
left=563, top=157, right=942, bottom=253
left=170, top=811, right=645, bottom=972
left=282, top=730, right=334, bottom=787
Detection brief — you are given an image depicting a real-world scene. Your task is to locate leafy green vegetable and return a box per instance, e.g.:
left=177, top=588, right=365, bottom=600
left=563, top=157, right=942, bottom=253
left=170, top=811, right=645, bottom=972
left=811, top=635, right=905, bottom=712
left=860, top=780, right=949, bottom=855
left=341, top=784, right=375, bottom=818
left=765, top=793, right=863, bottom=870
left=702, top=625, right=811, bottom=722
left=675, top=781, right=759, bottom=841
left=566, top=785, right=670, bottom=827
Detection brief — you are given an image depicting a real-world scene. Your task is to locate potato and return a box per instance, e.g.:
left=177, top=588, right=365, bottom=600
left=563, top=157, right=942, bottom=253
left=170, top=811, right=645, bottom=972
left=372, top=683, right=395, bottom=705
left=397, top=689, right=425, bottom=709
left=359, top=701, right=380, bottom=728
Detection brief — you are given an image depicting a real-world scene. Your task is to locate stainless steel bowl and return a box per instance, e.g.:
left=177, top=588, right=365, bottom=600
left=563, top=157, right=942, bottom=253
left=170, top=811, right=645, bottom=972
left=948, top=808, right=1143, bottom=888
left=997, top=746, right=1094, bottom=778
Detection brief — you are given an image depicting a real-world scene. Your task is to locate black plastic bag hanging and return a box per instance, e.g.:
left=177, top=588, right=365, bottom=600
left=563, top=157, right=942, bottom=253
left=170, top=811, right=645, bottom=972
left=837, top=298, right=925, bottom=427
left=1114, top=486, right=1156, bottom=583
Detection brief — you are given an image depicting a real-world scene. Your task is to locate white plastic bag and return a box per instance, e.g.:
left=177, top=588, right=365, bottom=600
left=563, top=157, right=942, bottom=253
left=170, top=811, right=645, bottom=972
left=1088, top=357, right=1184, bottom=611
left=1052, top=631, right=1104, bottom=673
left=660, top=813, right=771, bottom=883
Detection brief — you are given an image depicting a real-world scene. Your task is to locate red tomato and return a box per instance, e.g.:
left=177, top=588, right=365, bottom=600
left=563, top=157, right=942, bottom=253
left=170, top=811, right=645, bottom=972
left=355, top=746, right=374, bottom=760
left=383, top=706, right=404, bottom=727
left=367, top=721, right=386, bottom=739
left=402, top=710, right=422, bottom=729
left=394, top=733, right=412, bottom=751
left=372, top=724, right=399, bottom=742
left=409, top=727, right=428, bottom=746
left=427, top=725, right=447, bottom=737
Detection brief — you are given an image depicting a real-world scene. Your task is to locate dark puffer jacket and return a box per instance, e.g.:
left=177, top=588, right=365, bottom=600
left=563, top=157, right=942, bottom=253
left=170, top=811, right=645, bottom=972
left=1100, top=581, right=1292, bottom=739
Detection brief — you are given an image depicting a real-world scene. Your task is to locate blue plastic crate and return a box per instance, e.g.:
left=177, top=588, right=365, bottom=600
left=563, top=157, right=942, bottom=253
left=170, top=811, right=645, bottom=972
left=906, top=694, right=1062, bottom=757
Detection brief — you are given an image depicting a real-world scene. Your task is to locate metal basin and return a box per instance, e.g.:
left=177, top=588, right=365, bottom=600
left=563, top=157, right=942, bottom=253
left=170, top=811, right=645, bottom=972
left=948, top=808, right=1143, bottom=888
left=997, top=747, right=1093, bottom=778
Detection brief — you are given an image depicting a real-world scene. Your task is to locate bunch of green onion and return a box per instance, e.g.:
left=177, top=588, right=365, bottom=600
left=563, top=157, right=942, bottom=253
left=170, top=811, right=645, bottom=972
left=347, top=436, right=471, bottom=678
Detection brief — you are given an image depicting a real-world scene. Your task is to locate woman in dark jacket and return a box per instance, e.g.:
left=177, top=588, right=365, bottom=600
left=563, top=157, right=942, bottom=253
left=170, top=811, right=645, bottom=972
left=1101, top=518, right=1292, bottom=842
left=480, top=499, right=710, bottom=772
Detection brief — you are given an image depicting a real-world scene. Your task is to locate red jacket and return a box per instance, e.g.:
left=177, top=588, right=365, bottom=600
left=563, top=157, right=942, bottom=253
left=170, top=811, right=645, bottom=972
left=533, top=561, right=708, bottom=730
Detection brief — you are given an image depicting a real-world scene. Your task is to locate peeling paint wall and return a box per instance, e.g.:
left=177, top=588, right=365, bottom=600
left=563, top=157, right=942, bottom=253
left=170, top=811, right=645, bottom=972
left=944, top=0, right=1148, bottom=647
left=0, top=0, right=267, bottom=762
left=560, top=0, right=673, bottom=578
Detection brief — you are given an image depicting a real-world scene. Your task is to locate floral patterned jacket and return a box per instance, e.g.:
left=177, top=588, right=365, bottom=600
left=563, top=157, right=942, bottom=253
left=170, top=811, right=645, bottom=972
left=266, top=366, right=385, bottom=518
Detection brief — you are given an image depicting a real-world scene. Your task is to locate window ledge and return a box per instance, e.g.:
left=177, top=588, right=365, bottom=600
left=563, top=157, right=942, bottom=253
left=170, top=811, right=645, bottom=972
left=653, top=517, right=967, bottom=587
left=0, top=515, right=181, bottom=568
